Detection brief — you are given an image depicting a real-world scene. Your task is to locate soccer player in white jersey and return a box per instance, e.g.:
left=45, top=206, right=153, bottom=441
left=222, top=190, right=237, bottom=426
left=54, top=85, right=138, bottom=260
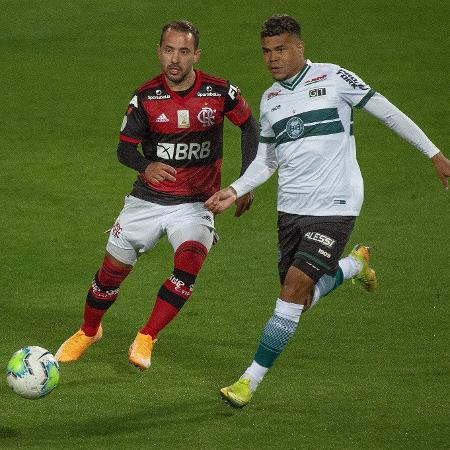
left=205, top=14, right=450, bottom=407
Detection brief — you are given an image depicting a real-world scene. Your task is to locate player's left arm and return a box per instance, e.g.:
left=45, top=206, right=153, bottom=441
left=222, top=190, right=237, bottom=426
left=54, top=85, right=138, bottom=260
left=363, top=93, right=449, bottom=190
left=224, top=83, right=259, bottom=216
left=335, top=67, right=449, bottom=190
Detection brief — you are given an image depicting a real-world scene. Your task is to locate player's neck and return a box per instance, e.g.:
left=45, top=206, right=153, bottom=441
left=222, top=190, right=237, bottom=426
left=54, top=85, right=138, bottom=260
left=165, top=70, right=197, bottom=92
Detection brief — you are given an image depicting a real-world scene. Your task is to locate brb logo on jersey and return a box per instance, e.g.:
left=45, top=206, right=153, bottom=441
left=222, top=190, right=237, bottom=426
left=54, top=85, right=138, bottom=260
left=286, top=117, right=304, bottom=139
left=197, top=108, right=216, bottom=127
left=157, top=141, right=211, bottom=160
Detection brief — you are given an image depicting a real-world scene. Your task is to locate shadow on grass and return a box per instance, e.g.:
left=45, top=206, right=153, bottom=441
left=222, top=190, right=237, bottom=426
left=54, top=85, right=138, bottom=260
left=1, top=399, right=237, bottom=445
left=0, top=426, right=20, bottom=439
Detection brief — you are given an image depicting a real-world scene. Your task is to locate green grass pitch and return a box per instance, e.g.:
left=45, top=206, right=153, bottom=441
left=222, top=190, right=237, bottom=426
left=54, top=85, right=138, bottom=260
left=1, top=1, right=448, bottom=448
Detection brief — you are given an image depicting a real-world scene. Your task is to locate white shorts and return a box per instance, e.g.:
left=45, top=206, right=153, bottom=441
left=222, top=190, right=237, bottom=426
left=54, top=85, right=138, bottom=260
left=106, top=196, right=215, bottom=265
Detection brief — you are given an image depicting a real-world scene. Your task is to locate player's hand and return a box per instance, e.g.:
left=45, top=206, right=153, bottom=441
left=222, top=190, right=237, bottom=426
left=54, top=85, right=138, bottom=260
left=204, top=187, right=237, bottom=214
left=432, top=152, right=450, bottom=190
left=234, top=191, right=254, bottom=217
left=144, top=162, right=177, bottom=184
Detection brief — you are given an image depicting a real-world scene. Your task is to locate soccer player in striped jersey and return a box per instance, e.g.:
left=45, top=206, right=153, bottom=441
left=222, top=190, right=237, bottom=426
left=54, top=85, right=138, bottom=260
left=55, top=20, right=258, bottom=369
left=205, top=14, right=449, bottom=407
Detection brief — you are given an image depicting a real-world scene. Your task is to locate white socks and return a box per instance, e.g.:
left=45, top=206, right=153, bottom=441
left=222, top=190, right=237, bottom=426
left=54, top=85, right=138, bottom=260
left=339, top=255, right=363, bottom=279
left=242, top=299, right=303, bottom=392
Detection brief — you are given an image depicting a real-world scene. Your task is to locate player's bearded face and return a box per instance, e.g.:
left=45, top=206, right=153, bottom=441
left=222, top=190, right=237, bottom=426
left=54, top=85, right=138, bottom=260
left=158, top=30, right=201, bottom=86
left=261, top=33, right=305, bottom=81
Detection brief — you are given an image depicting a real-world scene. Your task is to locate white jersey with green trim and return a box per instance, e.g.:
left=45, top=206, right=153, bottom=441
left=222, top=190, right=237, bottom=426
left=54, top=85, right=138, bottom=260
left=231, top=60, right=440, bottom=216
left=260, top=60, right=375, bottom=216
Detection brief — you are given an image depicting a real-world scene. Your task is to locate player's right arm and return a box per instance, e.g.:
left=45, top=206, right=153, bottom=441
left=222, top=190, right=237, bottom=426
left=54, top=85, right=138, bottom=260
left=117, top=93, right=176, bottom=184
left=205, top=140, right=278, bottom=213
left=205, top=94, right=278, bottom=213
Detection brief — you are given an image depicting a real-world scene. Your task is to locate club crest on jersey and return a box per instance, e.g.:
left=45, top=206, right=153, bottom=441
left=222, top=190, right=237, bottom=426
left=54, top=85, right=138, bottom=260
left=286, top=117, right=304, bottom=139
left=197, top=107, right=216, bottom=127
left=177, top=110, right=190, bottom=128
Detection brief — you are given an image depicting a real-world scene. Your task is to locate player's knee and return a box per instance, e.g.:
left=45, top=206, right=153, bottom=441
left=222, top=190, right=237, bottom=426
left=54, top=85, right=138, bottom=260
left=174, top=240, right=208, bottom=275
left=281, top=266, right=315, bottom=306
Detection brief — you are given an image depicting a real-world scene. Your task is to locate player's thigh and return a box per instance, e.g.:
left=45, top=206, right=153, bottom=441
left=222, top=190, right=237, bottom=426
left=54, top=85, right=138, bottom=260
left=292, top=216, right=356, bottom=283
left=277, top=212, right=305, bottom=284
left=166, top=203, right=215, bottom=251
left=106, top=196, right=165, bottom=265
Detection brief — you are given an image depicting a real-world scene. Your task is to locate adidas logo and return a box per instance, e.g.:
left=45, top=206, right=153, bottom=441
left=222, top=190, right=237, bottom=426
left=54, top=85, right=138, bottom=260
left=156, top=113, right=169, bottom=123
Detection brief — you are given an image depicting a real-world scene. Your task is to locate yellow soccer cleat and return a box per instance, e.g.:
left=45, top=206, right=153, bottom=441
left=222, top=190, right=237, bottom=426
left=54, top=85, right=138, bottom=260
left=220, top=378, right=252, bottom=408
left=128, top=332, right=157, bottom=370
left=55, top=325, right=103, bottom=362
left=350, top=244, right=377, bottom=292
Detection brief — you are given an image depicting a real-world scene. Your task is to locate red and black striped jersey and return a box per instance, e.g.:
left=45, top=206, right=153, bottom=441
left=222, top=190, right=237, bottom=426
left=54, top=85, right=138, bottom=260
left=119, top=70, right=251, bottom=204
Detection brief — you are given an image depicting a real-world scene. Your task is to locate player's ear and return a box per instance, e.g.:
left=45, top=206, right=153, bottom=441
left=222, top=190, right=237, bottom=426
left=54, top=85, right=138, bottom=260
left=193, top=48, right=202, bottom=63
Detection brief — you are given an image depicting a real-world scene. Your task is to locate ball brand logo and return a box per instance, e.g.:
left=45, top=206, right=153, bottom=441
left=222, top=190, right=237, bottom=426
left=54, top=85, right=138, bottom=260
left=286, top=117, right=304, bottom=139
left=197, top=107, right=216, bottom=127
left=157, top=141, right=211, bottom=160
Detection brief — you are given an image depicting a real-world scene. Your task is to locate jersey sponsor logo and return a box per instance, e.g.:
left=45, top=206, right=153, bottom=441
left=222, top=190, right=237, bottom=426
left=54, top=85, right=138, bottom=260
left=304, top=232, right=336, bottom=248
left=309, top=87, right=327, bottom=98
left=156, top=141, right=211, bottom=160
left=267, top=90, right=281, bottom=100
left=228, top=84, right=239, bottom=100
left=337, top=69, right=368, bottom=90
left=177, top=110, right=190, bottom=128
left=147, top=90, right=171, bottom=100
left=304, top=74, right=327, bottom=85
left=197, top=107, right=216, bottom=127
left=286, top=117, right=304, bottom=139
left=156, top=113, right=169, bottom=123
left=197, top=85, right=221, bottom=97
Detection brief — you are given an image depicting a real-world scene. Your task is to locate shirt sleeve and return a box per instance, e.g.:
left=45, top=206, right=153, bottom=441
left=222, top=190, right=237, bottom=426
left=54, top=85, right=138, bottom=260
left=119, top=93, right=149, bottom=144
left=363, top=93, right=440, bottom=158
left=224, top=82, right=251, bottom=126
left=230, top=93, right=278, bottom=197
left=230, top=141, right=278, bottom=198
left=334, top=67, right=376, bottom=109
left=258, top=94, right=276, bottom=145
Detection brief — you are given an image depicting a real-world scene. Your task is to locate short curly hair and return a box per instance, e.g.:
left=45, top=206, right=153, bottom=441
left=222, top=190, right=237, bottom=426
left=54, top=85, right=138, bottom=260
left=260, top=14, right=301, bottom=38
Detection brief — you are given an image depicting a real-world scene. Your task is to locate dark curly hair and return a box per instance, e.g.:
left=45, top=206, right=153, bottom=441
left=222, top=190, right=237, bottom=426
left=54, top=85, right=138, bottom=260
left=160, top=20, right=200, bottom=49
left=260, top=14, right=301, bottom=39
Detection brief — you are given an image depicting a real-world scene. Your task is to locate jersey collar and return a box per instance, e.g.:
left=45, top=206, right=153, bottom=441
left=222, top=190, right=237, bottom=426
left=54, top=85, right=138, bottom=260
left=162, top=69, right=203, bottom=104
left=278, top=60, right=311, bottom=91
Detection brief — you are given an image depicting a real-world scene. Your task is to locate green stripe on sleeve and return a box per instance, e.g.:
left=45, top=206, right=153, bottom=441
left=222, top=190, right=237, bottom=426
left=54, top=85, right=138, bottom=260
left=354, top=88, right=376, bottom=109
left=259, top=135, right=276, bottom=143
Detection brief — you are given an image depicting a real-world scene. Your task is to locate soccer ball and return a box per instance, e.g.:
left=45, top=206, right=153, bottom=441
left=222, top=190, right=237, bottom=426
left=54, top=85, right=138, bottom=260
left=6, top=346, right=60, bottom=399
